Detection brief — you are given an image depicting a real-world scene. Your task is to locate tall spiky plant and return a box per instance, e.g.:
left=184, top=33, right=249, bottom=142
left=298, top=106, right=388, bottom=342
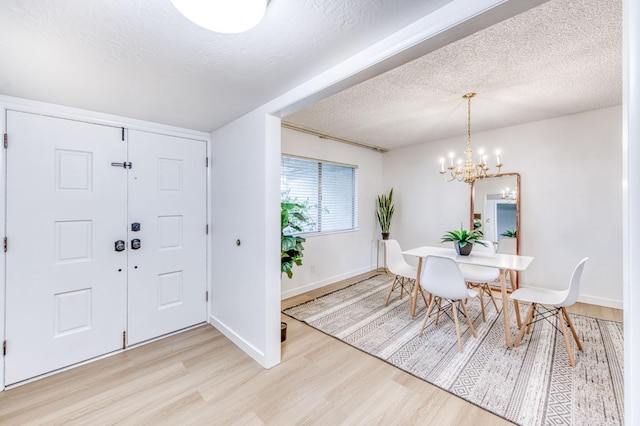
left=376, top=188, right=394, bottom=238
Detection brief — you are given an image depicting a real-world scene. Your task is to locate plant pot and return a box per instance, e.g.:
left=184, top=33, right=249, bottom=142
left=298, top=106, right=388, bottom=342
left=381, top=232, right=390, bottom=240
left=281, top=321, right=287, bottom=342
left=455, top=242, right=473, bottom=256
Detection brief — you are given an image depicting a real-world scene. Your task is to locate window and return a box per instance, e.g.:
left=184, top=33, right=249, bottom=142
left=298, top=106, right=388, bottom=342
left=281, top=156, right=358, bottom=234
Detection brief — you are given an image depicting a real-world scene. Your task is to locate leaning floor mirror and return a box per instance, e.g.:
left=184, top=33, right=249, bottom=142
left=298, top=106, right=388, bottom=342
left=470, top=173, right=521, bottom=288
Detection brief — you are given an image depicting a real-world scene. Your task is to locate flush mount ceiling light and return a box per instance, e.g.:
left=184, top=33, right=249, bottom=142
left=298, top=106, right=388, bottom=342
left=170, top=0, right=268, bottom=34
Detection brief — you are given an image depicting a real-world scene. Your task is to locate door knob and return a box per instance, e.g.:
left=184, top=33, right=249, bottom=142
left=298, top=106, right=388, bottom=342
left=114, top=240, right=125, bottom=252
left=131, top=239, right=141, bottom=250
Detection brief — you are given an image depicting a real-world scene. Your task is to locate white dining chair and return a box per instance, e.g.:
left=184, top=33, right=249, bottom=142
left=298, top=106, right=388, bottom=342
left=384, top=239, right=428, bottom=307
left=459, top=240, right=499, bottom=322
left=418, top=256, right=478, bottom=353
left=510, top=258, right=589, bottom=367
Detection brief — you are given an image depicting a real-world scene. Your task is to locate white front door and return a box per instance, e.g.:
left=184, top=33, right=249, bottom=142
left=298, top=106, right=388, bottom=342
left=5, top=111, right=128, bottom=385
left=126, top=130, right=207, bottom=345
left=4, top=114, right=208, bottom=385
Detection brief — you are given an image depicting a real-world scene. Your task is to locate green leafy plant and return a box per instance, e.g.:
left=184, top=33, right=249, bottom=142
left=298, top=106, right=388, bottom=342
left=281, top=200, right=312, bottom=279
left=376, top=188, right=395, bottom=234
left=501, top=229, right=517, bottom=238
left=441, top=224, right=488, bottom=248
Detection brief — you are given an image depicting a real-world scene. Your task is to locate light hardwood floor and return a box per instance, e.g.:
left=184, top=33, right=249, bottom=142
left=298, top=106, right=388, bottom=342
left=0, top=271, right=622, bottom=425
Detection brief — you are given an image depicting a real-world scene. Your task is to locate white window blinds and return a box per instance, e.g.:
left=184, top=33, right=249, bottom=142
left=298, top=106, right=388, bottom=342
left=281, top=156, right=358, bottom=234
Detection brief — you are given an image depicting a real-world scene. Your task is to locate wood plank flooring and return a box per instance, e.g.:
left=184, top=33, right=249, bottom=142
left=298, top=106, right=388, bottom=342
left=0, top=271, right=622, bottom=425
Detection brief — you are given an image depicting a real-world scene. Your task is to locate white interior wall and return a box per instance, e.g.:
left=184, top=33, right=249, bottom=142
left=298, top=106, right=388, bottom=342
left=623, top=0, right=639, bottom=422
left=209, top=110, right=281, bottom=368
left=280, top=128, right=383, bottom=298
left=383, top=106, right=623, bottom=308
left=208, top=0, right=548, bottom=371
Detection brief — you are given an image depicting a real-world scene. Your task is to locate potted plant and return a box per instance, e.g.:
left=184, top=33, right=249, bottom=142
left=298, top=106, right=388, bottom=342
left=376, top=188, right=394, bottom=240
left=280, top=198, right=312, bottom=342
left=501, top=229, right=517, bottom=238
left=441, top=224, right=487, bottom=256
left=281, top=201, right=309, bottom=279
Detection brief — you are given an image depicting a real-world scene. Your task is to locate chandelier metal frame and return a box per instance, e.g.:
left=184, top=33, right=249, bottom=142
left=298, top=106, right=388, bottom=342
left=439, top=93, right=503, bottom=184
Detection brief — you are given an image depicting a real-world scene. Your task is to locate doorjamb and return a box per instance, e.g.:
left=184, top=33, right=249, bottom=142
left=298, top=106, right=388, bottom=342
left=1, top=106, right=7, bottom=391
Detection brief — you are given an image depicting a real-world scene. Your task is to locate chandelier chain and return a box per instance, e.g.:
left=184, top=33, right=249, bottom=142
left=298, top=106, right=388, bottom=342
left=467, top=95, right=472, bottom=150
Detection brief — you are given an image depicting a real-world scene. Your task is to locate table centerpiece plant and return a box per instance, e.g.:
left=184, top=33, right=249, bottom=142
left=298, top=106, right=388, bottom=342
left=441, top=224, right=487, bottom=256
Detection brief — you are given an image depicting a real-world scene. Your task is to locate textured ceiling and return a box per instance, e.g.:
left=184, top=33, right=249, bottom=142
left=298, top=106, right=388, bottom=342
left=284, top=0, right=622, bottom=151
left=0, top=0, right=454, bottom=132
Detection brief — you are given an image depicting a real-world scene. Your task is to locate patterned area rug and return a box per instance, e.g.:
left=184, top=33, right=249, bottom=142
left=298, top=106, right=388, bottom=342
left=283, top=274, right=624, bottom=426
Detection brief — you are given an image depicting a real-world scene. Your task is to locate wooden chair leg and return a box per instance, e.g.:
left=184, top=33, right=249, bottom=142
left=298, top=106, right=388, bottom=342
left=509, top=270, right=517, bottom=290
left=452, top=301, right=464, bottom=353
left=478, top=285, right=486, bottom=322
left=513, top=299, right=522, bottom=329
left=384, top=276, right=399, bottom=306
left=525, top=306, right=535, bottom=334
left=558, top=308, right=576, bottom=367
left=435, top=298, right=443, bottom=325
left=419, top=297, right=437, bottom=336
left=418, top=283, right=428, bottom=306
left=460, top=300, right=477, bottom=338
left=515, top=303, right=536, bottom=346
left=400, top=277, right=405, bottom=299
left=562, top=307, right=583, bottom=351
left=486, top=284, right=499, bottom=312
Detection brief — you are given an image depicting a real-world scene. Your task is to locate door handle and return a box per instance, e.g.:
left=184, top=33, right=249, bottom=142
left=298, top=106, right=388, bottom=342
left=115, top=240, right=125, bottom=252
left=110, top=162, right=132, bottom=169
left=131, top=239, right=141, bottom=250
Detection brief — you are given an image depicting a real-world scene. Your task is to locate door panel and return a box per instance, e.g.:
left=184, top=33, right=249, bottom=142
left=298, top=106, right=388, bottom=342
left=5, top=111, right=128, bottom=384
left=126, top=130, right=207, bottom=345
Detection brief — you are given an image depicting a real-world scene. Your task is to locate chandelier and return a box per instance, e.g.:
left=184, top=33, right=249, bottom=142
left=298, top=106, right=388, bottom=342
left=502, top=187, right=517, bottom=202
left=439, top=93, right=503, bottom=184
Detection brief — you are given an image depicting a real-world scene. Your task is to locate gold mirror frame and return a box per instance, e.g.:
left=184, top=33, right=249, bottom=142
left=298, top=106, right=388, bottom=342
left=469, top=173, right=521, bottom=255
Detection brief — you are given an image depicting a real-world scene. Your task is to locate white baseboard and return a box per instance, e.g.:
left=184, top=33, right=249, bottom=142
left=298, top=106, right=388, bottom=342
left=279, top=269, right=624, bottom=311
left=578, top=294, right=623, bottom=310
left=208, top=314, right=267, bottom=367
left=281, top=265, right=375, bottom=300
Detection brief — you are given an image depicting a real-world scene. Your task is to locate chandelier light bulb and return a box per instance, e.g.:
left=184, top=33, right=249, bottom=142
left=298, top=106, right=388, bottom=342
left=170, top=0, right=268, bottom=34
